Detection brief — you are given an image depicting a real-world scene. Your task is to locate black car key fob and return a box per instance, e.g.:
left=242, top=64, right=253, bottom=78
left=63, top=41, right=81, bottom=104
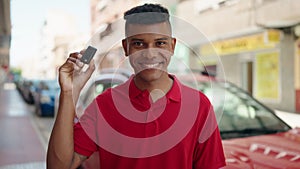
left=80, top=46, right=97, bottom=64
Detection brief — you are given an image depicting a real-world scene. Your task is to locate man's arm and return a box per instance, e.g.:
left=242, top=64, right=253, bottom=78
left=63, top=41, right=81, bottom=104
left=46, top=52, right=95, bottom=169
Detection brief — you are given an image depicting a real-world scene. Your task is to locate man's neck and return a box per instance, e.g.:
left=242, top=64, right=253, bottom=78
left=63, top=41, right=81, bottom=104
left=133, top=73, right=173, bottom=102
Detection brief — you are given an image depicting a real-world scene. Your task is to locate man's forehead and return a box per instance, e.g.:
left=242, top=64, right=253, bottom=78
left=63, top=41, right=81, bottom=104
left=126, top=22, right=172, bottom=38
left=126, top=33, right=172, bottom=41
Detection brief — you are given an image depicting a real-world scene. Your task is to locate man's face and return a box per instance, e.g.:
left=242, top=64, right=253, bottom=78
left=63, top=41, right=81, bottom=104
left=122, top=22, right=176, bottom=82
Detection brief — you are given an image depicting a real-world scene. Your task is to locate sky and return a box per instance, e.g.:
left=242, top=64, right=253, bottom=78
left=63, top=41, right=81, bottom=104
left=10, top=0, right=90, bottom=67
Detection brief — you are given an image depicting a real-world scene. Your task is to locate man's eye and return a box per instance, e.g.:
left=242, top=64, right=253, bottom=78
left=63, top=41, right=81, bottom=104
left=132, top=41, right=144, bottom=47
left=156, top=41, right=167, bottom=46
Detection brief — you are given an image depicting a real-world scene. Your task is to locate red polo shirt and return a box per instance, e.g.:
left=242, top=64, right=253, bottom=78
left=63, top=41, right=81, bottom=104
left=74, top=75, right=226, bottom=169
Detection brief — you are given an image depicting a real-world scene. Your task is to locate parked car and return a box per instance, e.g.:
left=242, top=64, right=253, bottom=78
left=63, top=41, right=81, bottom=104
left=274, top=110, right=300, bottom=128
left=16, top=78, right=40, bottom=104
left=180, top=72, right=299, bottom=168
left=76, top=71, right=300, bottom=169
left=76, top=72, right=129, bottom=118
left=33, top=79, right=60, bottom=117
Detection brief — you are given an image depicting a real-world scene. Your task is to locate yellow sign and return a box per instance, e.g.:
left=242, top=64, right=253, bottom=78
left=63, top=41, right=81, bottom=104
left=200, top=30, right=281, bottom=56
left=254, top=52, right=280, bottom=101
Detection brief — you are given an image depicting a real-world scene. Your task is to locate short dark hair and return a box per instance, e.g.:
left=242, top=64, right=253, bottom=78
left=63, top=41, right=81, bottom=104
left=124, top=3, right=170, bottom=24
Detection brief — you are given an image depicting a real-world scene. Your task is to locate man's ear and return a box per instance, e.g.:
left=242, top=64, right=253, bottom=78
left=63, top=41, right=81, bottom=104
left=122, top=39, right=128, bottom=56
left=171, top=38, right=177, bottom=54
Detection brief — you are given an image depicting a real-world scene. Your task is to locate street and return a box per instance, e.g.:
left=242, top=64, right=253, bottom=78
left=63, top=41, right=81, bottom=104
left=0, top=82, right=54, bottom=169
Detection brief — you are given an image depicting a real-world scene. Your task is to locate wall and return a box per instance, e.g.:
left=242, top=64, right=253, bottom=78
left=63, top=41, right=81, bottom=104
left=265, top=33, right=295, bottom=112
left=177, top=0, right=300, bottom=40
left=0, top=0, right=11, bottom=84
left=219, top=54, right=240, bottom=85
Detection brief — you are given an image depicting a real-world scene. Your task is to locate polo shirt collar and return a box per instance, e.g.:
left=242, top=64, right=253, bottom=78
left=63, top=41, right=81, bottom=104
left=128, top=74, right=181, bottom=103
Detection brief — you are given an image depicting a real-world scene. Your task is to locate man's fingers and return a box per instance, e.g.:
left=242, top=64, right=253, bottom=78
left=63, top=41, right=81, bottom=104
left=62, top=53, right=78, bottom=68
left=75, top=54, right=84, bottom=68
left=67, top=57, right=77, bottom=64
left=60, top=51, right=95, bottom=74
left=81, top=59, right=95, bottom=82
left=67, top=52, right=80, bottom=63
left=86, top=59, right=96, bottom=74
left=64, top=52, right=85, bottom=70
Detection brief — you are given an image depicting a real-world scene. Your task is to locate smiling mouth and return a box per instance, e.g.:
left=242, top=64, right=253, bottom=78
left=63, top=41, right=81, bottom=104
left=139, top=62, right=163, bottom=69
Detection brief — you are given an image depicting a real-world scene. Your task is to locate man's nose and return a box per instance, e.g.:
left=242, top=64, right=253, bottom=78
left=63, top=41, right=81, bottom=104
left=143, top=48, right=157, bottom=59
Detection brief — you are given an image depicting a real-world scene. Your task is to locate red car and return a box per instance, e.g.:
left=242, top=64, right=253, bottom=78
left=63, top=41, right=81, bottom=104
left=79, top=71, right=300, bottom=169
left=180, top=73, right=300, bottom=169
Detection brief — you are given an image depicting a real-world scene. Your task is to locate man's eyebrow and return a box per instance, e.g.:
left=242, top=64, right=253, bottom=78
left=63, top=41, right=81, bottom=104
left=130, top=38, right=144, bottom=41
left=128, top=37, right=170, bottom=41
left=155, top=37, right=170, bottom=41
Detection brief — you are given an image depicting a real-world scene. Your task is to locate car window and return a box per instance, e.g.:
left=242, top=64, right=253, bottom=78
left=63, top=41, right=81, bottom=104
left=186, top=80, right=290, bottom=139
left=205, top=82, right=290, bottom=138
left=84, top=82, right=120, bottom=108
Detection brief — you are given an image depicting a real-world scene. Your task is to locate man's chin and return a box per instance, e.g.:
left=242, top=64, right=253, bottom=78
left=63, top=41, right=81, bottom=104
left=140, top=68, right=167, bottom=75
left=135, top=69, right=166, bottom=81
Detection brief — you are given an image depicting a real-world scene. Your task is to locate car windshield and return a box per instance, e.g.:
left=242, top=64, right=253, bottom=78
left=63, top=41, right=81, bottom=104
left=184, top=80, right=290, bottom=139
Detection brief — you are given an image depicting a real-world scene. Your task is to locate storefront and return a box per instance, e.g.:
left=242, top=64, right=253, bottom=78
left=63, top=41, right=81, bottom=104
left=198, top=29, right=298, bottom=113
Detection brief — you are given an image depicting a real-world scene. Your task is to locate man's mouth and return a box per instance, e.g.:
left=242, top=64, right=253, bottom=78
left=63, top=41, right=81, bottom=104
left=139, top=62, right=163, bottom=69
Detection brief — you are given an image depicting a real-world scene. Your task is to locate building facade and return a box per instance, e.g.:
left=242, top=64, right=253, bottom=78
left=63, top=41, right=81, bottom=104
left=177, top=0, right=300, bottom=113
left=33, top=10, right=88, bottom=79
left=0, top=0, right=11, bottom=84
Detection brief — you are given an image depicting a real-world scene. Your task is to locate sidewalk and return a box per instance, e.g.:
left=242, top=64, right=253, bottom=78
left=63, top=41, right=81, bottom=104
left=0, top=83, right=46, bottom=168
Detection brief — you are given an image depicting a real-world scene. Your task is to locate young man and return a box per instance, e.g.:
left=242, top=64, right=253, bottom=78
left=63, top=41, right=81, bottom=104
left=47, top=3, right=226, bottom=169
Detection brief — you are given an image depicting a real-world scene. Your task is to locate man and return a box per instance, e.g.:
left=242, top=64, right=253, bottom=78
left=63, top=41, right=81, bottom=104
left=47, top=3, right=226, bottom=169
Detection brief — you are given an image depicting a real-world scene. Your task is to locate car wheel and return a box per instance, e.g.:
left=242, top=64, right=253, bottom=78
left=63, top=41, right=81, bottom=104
left=28, top=93, right=34, bottom=104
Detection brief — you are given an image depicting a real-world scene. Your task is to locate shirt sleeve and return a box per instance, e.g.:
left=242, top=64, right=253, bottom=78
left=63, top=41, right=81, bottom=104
left=193, top=127, right=226, bottom=169
left=193, top=93, right=226, bottom=169
left=74, top=99, right=99, bottom=157
left=74, top=122, right=97, bottom=157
